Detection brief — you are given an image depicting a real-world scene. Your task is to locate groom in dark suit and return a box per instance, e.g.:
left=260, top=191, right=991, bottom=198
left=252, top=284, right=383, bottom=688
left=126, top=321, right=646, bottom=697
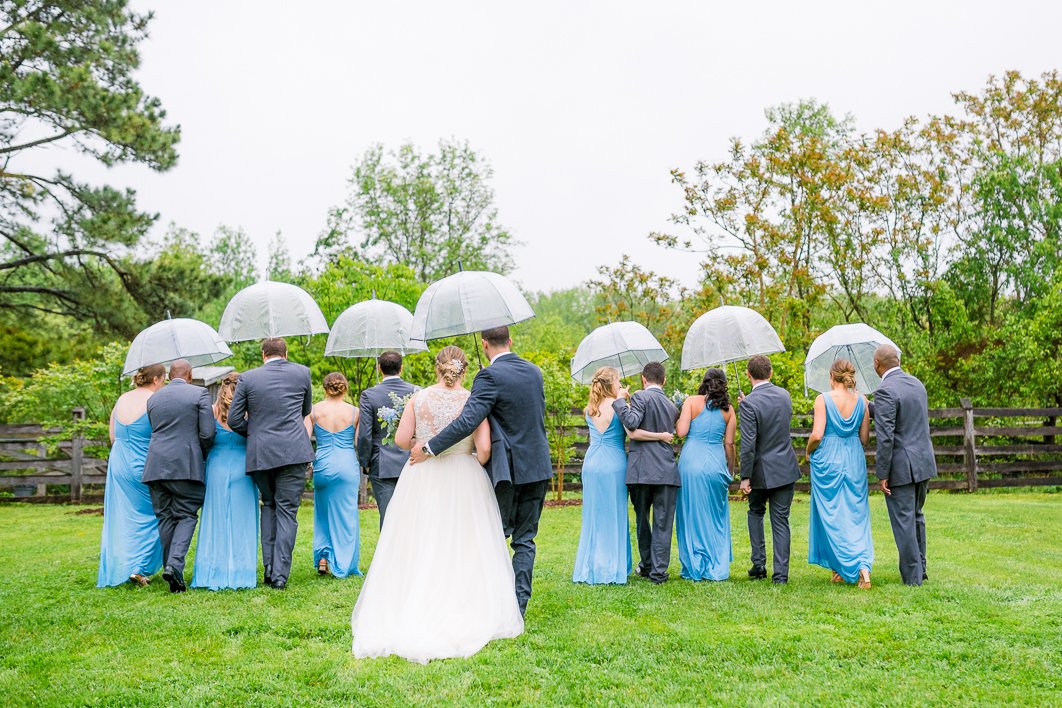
left=229, top=338, right=314, bottom=590
left=872, top=344, right=937, bottom=585
left=357, top=351, right=417, bottom=528
left=738, top=355, right=801, bottom=584
left=409, top=326, right=551, bottom=616
left=142, top=359, right=215, bottom=593
left=613, top=362, right=681, bottom=585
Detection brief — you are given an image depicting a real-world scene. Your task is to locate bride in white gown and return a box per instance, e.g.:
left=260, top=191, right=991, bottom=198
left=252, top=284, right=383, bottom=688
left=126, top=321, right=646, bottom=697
left=351, top=346, right=524, bottom=663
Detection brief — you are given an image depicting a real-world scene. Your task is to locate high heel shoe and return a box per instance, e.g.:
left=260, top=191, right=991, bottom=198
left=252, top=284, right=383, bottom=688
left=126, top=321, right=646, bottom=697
left=857, top=573, right=872, bottom=590
left=317, top=558, right=329, bottom=576
left=129, top=574, right=151, bottom=587
left=830, top=572, right=843, bottom=584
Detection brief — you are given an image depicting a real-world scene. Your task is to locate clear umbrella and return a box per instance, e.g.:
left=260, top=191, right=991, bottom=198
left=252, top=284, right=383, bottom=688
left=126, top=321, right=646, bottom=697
left=570, top=322, right=668, bottom=384
left=681, top=305, right=785, bottom=392
left=218, top=281, right=329, bottom=342
left=123, top=317, right=232, bottom=376
left=409, top=270, right=534, bottom=342
left=804, top=323, right=901, bottom=394
left=325, top=298, right=428, bottom=358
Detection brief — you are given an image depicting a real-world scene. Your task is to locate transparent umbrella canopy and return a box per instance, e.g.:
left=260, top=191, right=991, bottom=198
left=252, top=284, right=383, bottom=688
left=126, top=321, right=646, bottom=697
left=570, top=322, right=668, bottom=384
left=218, top=281, right=329, bottom=342
left=804, top=323, right=901, bottom=394
left=325, top=299, right=428, bottom=358
left=681, top=305, right=785, bottom=392
left=123, top=318, right=232, bottom=376
left=409, top=270, right=535, bottom=342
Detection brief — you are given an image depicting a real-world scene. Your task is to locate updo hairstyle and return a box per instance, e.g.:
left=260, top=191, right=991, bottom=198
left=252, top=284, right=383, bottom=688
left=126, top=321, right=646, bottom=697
left=830, top=358, right=857, bottom=389
left=435, top=346, right=468, bottom=387
left=215, top=372, right=241, bottom=424
left=323, top=372, right=349, bottom=397
left=698, top=368, right=731, bottom=411
left=586, top=366, right=619, bottom=417
left=133, top=364, right=165, bottom=388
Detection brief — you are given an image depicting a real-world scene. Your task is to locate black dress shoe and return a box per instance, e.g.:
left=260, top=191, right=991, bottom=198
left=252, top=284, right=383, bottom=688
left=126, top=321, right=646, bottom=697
left=748, top=566, right=767, bottom=580
left=270, top=579, right=287, bottom=590
left=772, top=578, right=788, bottom=585
left=263, top=566, right=272, bottom=586
left=650, top=576, right=668, bottom=585
left=162, top=566, right=186, bottom=593
left=635, top=564, right=651, bottom=578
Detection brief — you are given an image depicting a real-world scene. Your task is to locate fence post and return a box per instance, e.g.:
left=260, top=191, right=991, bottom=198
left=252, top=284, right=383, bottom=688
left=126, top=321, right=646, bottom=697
left=960, top=398, right=977, bottom=493
left=70, top=407, right=86, bottom=503
left=359, top=471, right=368, bottom=507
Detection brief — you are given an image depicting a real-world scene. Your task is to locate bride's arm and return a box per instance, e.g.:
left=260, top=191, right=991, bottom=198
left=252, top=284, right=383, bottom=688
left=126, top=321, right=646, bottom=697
left=473, top=419, right=492, bottom=466
left=394, top=395, right=418, bottom=451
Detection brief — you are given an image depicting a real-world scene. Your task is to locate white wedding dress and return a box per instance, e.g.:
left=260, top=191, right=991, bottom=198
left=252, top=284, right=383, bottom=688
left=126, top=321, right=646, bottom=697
left=350, top=386, right=524, bottom=663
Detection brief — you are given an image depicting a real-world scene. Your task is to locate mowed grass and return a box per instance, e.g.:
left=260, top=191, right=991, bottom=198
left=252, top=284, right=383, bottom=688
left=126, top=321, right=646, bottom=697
left=1, top=492, right=1060, bottom=706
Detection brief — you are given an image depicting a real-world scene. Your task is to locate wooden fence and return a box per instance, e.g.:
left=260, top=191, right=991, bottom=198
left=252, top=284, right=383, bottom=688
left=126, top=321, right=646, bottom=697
left=557, top=401, right=1062, bottom=492
left=2, top=403, right=1060, bottom=504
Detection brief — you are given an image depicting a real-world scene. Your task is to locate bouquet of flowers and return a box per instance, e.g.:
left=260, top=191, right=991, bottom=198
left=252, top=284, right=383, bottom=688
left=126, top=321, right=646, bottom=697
left=670, top=390, right=689, bottom=409
left=378, top=390, right=416, bottom=446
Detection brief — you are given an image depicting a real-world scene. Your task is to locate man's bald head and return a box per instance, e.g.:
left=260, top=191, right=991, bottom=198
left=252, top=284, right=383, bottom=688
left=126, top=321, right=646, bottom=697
left=169, top=359, right=193, bottom=382
left=873, top=344, right=900, bottom=376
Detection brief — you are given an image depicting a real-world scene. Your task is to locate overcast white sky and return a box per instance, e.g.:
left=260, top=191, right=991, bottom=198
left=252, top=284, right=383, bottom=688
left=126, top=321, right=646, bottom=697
left=50, top=1, right=1062, bottom=291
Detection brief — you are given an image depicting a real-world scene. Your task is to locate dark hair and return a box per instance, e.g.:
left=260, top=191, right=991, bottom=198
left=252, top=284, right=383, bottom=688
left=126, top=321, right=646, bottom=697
left=642, top=361, right=665, bottom=385
left=261, top=338, right=287, bottom=358
left=747, top=355, right=772, bottom=381
left=133, top=364, right=165, bottom=388
left=378, top=351, right=402, bottom=376
left=481, top=326, right=510, bottom=347
left=323, top=372, right=348, bottom=397
left=698, top=368, right=731, bottom=411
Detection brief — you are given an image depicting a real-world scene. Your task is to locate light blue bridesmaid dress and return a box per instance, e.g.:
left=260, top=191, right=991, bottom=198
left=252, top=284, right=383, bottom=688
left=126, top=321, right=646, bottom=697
left=676, top=405, right=733, bottom=581
left=808, top=395, right=874, bottom=582
left=191, top=423, right=259, bottom=590
left=97, top=413, right=163, bottom=587
left=573, top=414, right=632, bottom=584
left=313, top=423, right=361, bottom=577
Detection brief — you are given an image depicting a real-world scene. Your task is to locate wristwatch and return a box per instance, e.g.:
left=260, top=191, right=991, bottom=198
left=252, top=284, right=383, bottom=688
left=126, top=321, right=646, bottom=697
left=420, top=443, right=433, bottom=456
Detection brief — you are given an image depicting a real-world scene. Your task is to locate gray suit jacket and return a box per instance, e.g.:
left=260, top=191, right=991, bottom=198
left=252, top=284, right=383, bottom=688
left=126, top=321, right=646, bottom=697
left=142, top=379, right=215, bottom=484
left=229, top=359, right=314, bottom=473
left=613, top=387, right=680, bottom=487
left=357, top=377, right=417, bottom=479
left=738, top=382, right=801, bottom=489
left=872, top=369, right=937, bottom=485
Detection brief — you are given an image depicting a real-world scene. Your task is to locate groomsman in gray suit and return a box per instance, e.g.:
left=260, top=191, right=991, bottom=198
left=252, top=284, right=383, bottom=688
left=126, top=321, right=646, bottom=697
left=738, top=355, right=801, bottom=584
left=229, top=338, right=314, bottom=590
left=357, top=351, right=417, bottom=528
left=613, top=362, right=680, bottom=585
left=142, top=359, right=215, bottom=593
left=872, top=344, right=937, bottom=585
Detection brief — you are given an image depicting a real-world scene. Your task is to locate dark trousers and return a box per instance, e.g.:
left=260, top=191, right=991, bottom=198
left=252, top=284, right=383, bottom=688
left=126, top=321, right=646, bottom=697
left=251, top=463, right=307, bottom=584
left=629, top=483, right=678, bottom=583
left=496, top=479, right=548, bottom=616
left=369, top=475, right=399, bottom=530
left=747, top=482, right=795, bottom=582
left=148, top=480, right=206, bottom=576
left=885, top=479, right=929, bottom=585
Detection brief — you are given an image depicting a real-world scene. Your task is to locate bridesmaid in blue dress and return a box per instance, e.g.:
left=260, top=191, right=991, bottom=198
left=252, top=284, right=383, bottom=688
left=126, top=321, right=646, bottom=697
left=675, top=368, right=737, bottom=581
left=97, top=365, right=165, bottom=588
left=309, top=372, right=362, bottom=578
left=192, top=372, right=260, bottom=590
left=573, top=367, right=672, bottom=584
left=806, top=358, right=874, bottom=588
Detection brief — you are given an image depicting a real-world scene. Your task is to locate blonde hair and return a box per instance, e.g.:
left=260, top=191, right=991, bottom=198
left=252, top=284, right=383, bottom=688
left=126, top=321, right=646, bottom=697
left=323, top=371, right=349, bottom=398
left=435, top=346, right=468, bottom=387
left=585, top=367, right=619, bottom=418
left=830, top=358, right=857, bottom=389
left=133, top=364, right=165, bottom=388
left=214, top=372, right=241, bottom=424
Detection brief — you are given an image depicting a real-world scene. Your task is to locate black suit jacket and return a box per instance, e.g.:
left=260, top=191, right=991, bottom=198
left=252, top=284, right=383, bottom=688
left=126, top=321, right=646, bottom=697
left=142, top=379, right=215, bottom=484
left=357, top=376, right=418, bottom=479
left=428, top=353, right=552, bottom=486
left=229, top=358, right=314, bottom=473
left=872, top=369, right=937, bottom=485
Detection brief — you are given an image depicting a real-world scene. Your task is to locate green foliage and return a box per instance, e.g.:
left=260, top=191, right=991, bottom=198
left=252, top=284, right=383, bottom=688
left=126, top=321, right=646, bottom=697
left=318, top=139, right=517, bottom=280
left=524, top=351, right=583, bottom=501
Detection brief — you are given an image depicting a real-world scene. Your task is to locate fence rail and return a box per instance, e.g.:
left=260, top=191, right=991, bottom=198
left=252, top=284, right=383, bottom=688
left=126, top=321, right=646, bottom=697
left=2, top=403, right=1060, bottom=504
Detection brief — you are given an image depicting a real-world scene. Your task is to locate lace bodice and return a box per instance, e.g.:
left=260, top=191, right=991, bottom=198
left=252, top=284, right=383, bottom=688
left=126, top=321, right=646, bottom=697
left=415, top=386, right=475, bottom=455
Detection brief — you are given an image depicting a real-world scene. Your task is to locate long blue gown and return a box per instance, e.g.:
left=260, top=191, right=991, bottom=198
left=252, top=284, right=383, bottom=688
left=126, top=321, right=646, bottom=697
left=573, top=414, right=632, bottom=584
left=97, top=414, right=163, bottom=587
left=313, top=424, right=361, bottom=577
left=191, top=423, right=259, bottom=590
left=676, top=405, right=733, bottom=581
left=808, top=395, right=874, bottom=582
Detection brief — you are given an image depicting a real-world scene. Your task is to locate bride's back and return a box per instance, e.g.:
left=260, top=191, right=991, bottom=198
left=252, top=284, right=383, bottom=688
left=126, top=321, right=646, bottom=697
left=415, top=386, right=474, bottom=455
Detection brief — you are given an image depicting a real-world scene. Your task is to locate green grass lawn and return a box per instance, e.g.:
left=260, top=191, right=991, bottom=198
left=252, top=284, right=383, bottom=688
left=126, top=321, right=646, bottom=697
left=1, top=492, right=1060, bottom=706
